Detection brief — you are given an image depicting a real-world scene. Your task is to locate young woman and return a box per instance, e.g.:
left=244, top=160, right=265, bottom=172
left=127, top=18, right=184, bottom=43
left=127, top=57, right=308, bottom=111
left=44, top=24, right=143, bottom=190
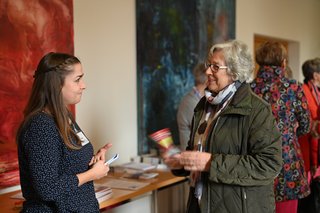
left=17, top=52, right=111, bottom=212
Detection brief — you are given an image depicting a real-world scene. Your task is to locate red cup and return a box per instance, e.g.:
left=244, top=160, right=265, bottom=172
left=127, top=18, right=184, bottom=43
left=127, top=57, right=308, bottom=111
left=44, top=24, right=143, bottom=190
left=149, top=128, right=180, bottom=156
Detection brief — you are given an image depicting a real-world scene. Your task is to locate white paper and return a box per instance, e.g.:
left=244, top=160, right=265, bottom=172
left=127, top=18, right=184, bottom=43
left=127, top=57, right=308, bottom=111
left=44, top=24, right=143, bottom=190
left=103, top=178, right=150, bottom=190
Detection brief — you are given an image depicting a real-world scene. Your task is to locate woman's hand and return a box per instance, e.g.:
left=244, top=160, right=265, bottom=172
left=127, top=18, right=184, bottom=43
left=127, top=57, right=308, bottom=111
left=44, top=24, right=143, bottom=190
left=311, top=165, right=317, bottom=177
left=163, top=153, right=183, bottom=170
left=180, top=151, right=212, bottom=172
left=311, top=120, right=320, bottom=138
left=90, top=160, right=110, bottom=179
left=89, top=143, right=112, bottom=166
left=77, top=160, right=110, bottom=186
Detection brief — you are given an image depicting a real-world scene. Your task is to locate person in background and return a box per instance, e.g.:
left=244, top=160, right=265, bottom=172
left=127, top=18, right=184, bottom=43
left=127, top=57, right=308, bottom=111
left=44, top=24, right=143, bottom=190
left=251, top=41, right=311, bottom=213
left=17, top=52, right=111, bottom=212
left=177, top=63, right=207, bottom=150
left=165, top=40, right=282, bottom=213
left=299, top=58, right=320, bottom=179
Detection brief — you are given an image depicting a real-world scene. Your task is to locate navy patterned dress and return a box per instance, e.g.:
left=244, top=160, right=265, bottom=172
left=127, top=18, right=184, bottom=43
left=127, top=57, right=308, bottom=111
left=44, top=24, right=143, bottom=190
left=18, top=112, right=99, bottom=212
left=251, top=66, right=310, bottom=201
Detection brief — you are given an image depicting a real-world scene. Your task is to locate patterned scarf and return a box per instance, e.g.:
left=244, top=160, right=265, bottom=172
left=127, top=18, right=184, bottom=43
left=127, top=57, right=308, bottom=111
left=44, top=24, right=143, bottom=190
left=204, top=81, right=241, bottom=105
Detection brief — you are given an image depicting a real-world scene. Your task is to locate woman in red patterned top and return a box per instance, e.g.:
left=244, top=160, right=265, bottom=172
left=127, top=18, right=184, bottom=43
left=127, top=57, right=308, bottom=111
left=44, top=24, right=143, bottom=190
left=250, top=41, right=311, bottom=213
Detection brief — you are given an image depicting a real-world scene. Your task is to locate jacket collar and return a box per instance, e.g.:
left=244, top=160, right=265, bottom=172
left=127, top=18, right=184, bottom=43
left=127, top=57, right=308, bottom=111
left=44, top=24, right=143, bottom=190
left=194, top=83, right=254, bottom=116
left=256, top=65, right=285, bottom=80
left=223, top=83, right=253, bottom=116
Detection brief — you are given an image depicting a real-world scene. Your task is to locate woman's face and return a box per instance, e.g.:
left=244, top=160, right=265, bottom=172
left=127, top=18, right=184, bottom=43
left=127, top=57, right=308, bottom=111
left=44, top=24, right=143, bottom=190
left=313, top=72, right=320, bottom=87
left=61, top=63, right=86, bottom=105
left=206, top=50, right=233, bottom=93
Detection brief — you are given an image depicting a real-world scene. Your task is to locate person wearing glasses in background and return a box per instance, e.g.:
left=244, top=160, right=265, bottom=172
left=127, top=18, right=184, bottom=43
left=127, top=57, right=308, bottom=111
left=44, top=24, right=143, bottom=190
left=298, top=58, right=320, bottom=180
left=297, top=58, right=320, bottom=213
left=164, top=40, right=282, bottom=213
left=251, top=41, right=311, bottom=213
left=177, top=62, right=207, bottom=150
left=17, top=52, right=112, bottom=212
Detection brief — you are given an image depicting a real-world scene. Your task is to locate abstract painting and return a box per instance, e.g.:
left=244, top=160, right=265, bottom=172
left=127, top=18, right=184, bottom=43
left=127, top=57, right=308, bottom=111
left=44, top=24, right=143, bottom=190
left=136, top=0, right=235, bottom=154
left=0, top=0, right=74, bottom=188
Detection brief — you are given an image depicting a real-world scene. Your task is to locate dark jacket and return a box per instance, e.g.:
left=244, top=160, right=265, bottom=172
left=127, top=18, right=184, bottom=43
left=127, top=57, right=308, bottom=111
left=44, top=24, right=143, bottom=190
left=173, top=83, right=282, bottom=213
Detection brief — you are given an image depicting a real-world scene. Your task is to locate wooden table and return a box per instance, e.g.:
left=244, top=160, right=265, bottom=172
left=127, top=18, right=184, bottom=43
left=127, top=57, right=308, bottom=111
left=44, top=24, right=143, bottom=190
left=0, top=170, right=187, bottom=213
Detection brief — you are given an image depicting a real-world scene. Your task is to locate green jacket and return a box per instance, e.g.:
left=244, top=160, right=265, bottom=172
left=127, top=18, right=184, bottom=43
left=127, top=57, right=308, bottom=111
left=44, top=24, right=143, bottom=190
left=174, top=83, right=282, bottom=213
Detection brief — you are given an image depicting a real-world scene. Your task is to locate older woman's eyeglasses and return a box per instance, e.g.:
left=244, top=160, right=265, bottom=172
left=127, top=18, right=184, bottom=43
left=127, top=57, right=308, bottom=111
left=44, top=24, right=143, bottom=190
left=205, top=63, right=228, bottom=73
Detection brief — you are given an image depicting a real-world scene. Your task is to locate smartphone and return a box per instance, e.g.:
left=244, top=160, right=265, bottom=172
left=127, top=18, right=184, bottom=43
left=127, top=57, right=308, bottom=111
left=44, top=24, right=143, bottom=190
left=105, top=153, right=119, bottom=165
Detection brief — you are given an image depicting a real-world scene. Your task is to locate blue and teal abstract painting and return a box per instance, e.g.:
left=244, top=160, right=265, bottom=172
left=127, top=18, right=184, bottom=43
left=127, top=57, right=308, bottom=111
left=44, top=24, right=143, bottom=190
left=137, top=0, right=235, bottom=154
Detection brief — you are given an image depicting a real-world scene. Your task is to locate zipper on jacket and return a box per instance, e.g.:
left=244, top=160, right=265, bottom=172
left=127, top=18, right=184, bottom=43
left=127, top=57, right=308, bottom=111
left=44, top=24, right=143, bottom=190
left=207, top=182, right=210, bottom=213
left=242, top=188, right=248, bottom=213
left=206, top=117, right=220, bottom=213
left=208, top=117, right=220, bottom=153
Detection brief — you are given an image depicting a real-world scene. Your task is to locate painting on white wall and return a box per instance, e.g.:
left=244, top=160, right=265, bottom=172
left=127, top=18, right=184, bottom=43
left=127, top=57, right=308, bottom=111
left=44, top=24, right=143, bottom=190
left=136, top=0, right=236, bottom=154
left=0, top=0, right=74, bottom=189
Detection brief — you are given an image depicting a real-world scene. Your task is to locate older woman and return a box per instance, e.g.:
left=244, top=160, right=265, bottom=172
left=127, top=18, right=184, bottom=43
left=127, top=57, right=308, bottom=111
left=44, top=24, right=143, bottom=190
left=164, top=40, right=282, bottom=213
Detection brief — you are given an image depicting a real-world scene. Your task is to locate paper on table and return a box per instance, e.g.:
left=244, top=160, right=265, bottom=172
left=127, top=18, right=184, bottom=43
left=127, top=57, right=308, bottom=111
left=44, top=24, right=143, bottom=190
left=119, top=162, right=156, bottom=171
left=94, top=184, right=113, bottom=203
left=103, top=178, right=150, bottom=190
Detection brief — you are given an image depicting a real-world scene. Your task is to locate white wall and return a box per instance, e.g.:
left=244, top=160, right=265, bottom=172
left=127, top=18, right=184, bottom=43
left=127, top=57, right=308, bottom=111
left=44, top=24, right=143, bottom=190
left=74, top=0, right=320, bottom=163
left=74, top=0, right=137, bottom=163
left=236, top=0, right=320, bottom=80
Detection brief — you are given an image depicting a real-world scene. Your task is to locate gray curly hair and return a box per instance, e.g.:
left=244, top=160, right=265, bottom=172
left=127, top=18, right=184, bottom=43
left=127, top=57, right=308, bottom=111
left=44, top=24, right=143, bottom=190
left=207, top=40, right=254, bottom=83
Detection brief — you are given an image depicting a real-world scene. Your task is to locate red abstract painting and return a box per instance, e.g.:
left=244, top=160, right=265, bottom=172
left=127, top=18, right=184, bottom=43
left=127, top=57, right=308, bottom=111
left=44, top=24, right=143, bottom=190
left=0, top=0, right=74, bottom=188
